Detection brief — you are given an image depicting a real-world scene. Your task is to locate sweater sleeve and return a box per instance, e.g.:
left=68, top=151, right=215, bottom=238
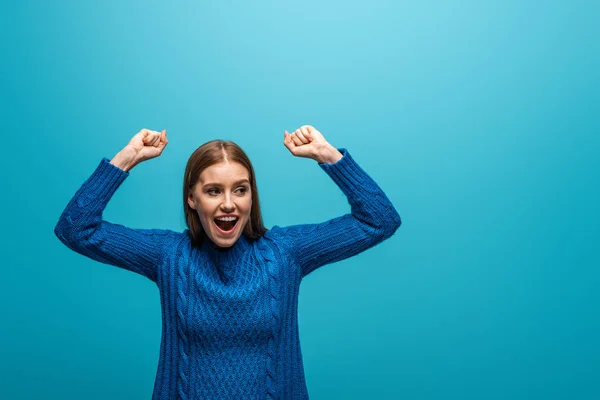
left=270, top=148, right=401, bottom=278
left=53, top=158, right=176, bottom=283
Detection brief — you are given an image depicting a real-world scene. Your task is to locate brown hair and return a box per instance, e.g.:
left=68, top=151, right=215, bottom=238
left=183, top=139, right=268, bottom=247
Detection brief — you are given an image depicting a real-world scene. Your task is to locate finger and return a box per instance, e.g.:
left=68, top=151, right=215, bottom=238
left=304, top=126, right=314, bottom=139
left=305, top=125, right=319, bottom=138
left=146, top=131, right=161, bottom=146
left=137, top=129, right=150, bottom=140
left=291, top=133, right=304, bottom=146
left=283, top=131, right=296, bottom=152
left=284, top=130, right=295, bottom=146
left=142, top=128, right=160, bottom=137
left=296, top=129, right=310, bottom=144
left=144, top=129, right=161, bottom=136
left=143, top=132, right=157, bottom=144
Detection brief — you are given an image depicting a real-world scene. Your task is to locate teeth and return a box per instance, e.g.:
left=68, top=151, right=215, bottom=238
left=216, top=217, right=238, bottom=221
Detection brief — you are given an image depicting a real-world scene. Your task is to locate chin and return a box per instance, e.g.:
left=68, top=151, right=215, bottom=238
left=206, top=217, right=245, bottom=248
left=211, top=233, right=238, bottom=246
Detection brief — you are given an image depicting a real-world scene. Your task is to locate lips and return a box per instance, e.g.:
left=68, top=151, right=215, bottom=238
left=213, top=217, right=239, bottom=234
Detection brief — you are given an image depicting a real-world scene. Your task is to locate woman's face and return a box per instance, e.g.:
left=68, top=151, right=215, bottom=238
left=187, top=161, right=252, bottom=249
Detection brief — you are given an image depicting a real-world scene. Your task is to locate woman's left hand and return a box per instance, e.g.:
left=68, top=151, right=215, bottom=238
left=284, top=125, right=337, bottom=162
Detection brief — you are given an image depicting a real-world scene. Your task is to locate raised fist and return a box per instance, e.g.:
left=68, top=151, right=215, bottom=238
left=283, top=125, right=329, bottom=160
left=127, top=128, right=168, bottom=162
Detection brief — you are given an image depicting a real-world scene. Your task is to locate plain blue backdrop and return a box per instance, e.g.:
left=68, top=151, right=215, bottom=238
left=1, top=1, right=599, bottom=399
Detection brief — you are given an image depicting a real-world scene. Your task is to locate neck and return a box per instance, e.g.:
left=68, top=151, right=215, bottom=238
left=201, top=233, right=252, bottom=264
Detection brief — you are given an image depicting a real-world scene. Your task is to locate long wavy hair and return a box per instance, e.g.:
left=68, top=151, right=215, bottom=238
left=183, top=140, right=268, bottom=247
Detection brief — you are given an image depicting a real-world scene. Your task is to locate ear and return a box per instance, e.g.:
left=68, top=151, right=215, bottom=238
left=187, top=195, right=196, bottom=210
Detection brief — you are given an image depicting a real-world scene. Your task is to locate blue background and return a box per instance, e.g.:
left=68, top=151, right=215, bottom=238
left=1, top=1, right=599, bottom=399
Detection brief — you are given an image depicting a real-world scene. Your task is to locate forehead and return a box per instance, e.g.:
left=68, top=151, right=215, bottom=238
left=199, top=161, right=249, bottom=184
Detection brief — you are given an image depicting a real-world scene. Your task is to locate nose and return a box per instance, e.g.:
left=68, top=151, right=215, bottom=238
left=220, top=193, right=235, bottom=212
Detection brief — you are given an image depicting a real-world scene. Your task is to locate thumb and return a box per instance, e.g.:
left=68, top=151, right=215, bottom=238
left=129, top=129, right=149, bottom=149
left=134, top=129, right=148, bottom=140
left=139, top=129, right=153, bottom=142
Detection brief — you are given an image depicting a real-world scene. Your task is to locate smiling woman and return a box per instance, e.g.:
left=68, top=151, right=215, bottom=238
left=184, top=139, right=265, bottom=250
left=53, top=125, right=401, bottom=399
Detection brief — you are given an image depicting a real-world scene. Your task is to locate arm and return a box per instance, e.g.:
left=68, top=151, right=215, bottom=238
left=277, top=126, right=401, bottom=278
left=54, top=129, right=173, bottom=283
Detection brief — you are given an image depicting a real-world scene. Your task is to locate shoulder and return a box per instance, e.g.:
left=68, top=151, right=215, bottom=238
left=258, top=226, right=283, bottom=249
left=147, top=228, right=188, bottom=241
left=150, top=229, right=191, bottom=253
left=261, top=225, right=298, bottom=247
left=257, top=225, right=295, bottom=253
left=259, top=225, right=299, bottom=261
left=262, top=225, right=284, bottom=241
left=255, top=226, right=302, bottom=276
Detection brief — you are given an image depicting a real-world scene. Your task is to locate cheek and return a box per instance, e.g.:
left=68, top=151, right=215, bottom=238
left=197, top=212, right=213, bottom=230
left=193, top=202, right=211, bottom=221
left=243, top=198, right=253, bottom=214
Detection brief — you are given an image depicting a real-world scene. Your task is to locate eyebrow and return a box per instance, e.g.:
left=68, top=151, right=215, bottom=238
left=202, top=179, right=250, bottom=187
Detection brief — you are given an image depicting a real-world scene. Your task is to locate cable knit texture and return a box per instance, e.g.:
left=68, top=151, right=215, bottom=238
left=54, top=148, right=401, bottom=399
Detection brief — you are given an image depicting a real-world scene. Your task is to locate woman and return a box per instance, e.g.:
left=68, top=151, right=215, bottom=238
left=54, top=125, right=401, bottom=399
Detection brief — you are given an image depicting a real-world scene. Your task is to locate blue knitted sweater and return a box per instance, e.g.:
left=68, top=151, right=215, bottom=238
left=54, top=148, right=401, bottom=399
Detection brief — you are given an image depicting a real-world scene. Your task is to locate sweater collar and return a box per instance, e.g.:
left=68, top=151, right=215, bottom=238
left=201, top=233, right=253, bottom=265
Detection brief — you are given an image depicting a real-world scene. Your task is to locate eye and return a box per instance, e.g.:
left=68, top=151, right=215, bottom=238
left=237, top=187, right=248, bottom=194
left=207, top=188, right=220, bottom=195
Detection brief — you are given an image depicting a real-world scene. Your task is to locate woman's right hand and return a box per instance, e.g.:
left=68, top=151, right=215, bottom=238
left=127, top=128, right=168, bottom=162
left=110, top=129, right=168, bottom=172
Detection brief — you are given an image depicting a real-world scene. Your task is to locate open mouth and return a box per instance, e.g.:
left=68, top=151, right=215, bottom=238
left=213, top=217, right=239, bottom=233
